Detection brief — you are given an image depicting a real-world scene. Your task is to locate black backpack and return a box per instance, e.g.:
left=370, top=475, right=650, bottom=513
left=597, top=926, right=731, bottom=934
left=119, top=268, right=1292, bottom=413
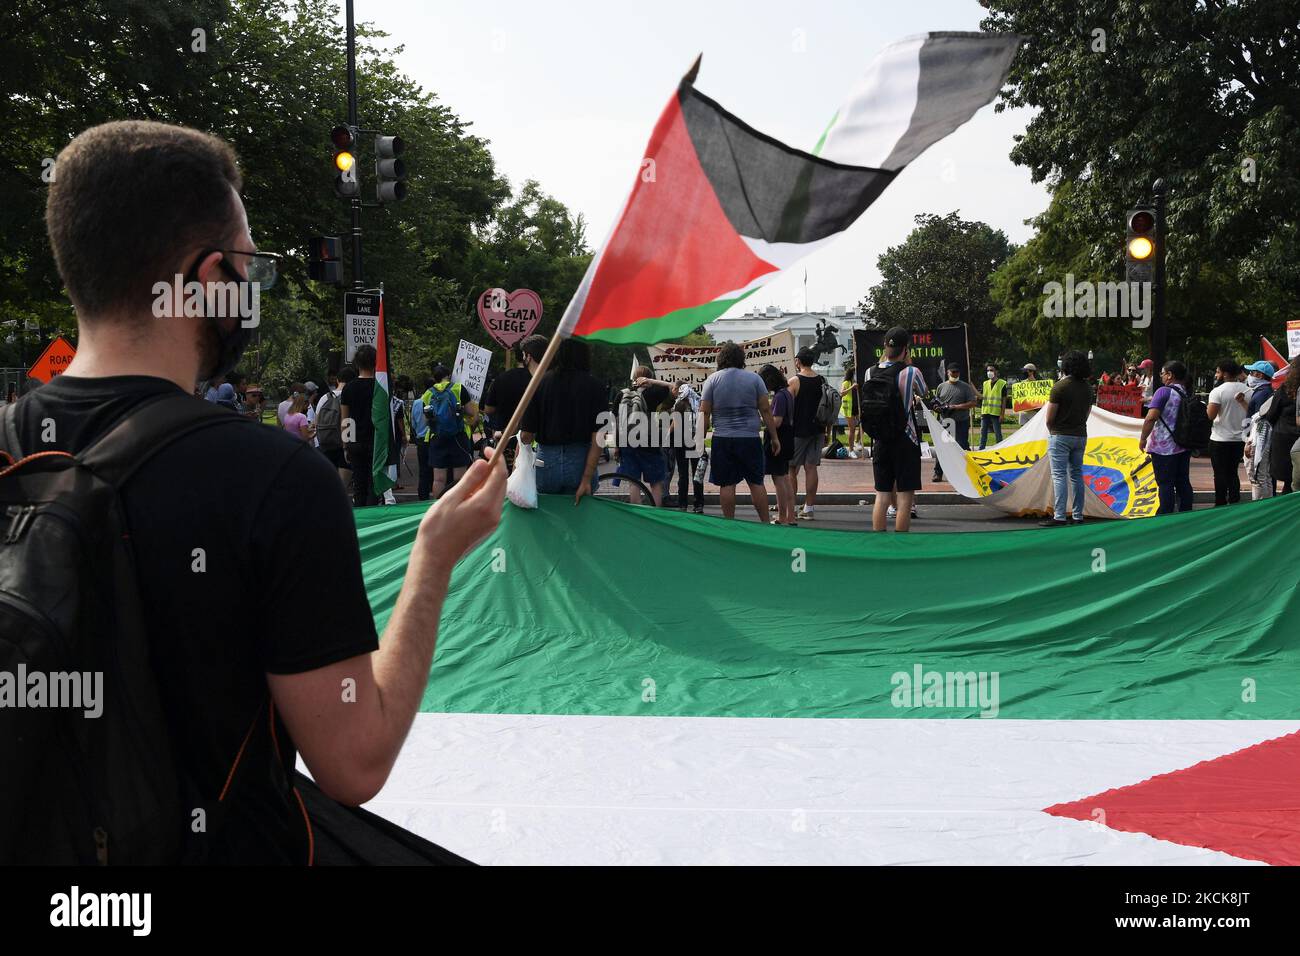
left=1158, top=384, right=1212, bottom=454
left=860, top=363, right=908, bottom=441
left=0, top=393, right=252, bottom=864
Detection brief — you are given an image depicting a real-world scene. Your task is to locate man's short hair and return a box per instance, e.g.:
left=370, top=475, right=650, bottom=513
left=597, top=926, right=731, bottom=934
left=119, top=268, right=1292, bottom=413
left=432, top=364, right=450, bottom=382
left=517, top=334, right=547, bottom=364
left=339, top=365, right=358, bottom=384
left=46, top=120, right=243, bottom=318
left=1216, top=357, right=1242, bottom=376
left=354, top=345, right=377, bottom=372
left=717, top=342, right=746, bottom=370
left=1163, top=359, right=1188, bottom=381
left=1060, top=350, right=1091, bottom=379
left=796, top=347, right=819, bottom=368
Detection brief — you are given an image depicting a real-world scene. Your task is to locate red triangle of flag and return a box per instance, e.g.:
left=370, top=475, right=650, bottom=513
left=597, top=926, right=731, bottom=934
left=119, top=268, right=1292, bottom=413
left=1044, top=731, right=1300, bottom=865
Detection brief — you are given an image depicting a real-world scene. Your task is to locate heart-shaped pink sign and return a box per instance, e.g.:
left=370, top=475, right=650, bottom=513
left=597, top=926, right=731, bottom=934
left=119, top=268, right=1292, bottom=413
left=476, top=288, right=543, bottom=349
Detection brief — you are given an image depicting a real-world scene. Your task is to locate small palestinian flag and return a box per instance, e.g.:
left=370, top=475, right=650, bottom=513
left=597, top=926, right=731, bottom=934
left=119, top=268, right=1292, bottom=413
left=370, top=296, right=395, bottom=497
left=557, top=32, right=1021, bottom=345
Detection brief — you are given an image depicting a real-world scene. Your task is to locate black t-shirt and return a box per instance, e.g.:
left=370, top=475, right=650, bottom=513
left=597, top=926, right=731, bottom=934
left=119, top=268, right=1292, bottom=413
left=483, top=367, right=531, bottom=431
left=12, top=375, right=380, bottom=863
left=792, top=373, right=824, bottom=437
left=339, top=377, right=376, bottom=446
left=1048, top=377, right=1093, bottom=437
left=521, top=369, right=608, bottom=446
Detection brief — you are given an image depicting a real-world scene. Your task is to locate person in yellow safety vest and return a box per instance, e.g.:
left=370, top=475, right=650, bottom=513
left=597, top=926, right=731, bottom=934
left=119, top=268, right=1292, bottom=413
left=421, top=363, right=480, bottom=500
left=978, top=364, right=1009, bottom=450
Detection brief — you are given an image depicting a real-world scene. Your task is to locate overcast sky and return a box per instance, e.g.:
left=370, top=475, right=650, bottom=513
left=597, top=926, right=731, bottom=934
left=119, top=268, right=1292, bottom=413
left=360, top=0, right=1050, bottom=316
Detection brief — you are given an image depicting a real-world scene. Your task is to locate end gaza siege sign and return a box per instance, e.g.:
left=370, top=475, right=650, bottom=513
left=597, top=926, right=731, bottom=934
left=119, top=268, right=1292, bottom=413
left=648, top=331, right=795, bottom=389
left=477, top=288, right=542, bottom=349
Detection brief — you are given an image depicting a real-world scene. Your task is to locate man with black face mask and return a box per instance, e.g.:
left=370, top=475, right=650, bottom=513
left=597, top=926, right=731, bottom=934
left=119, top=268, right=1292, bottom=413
left=2, top=121, right=504, bottom=863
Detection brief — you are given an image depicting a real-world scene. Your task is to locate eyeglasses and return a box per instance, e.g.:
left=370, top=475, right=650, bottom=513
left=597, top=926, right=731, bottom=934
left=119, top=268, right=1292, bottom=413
left=216, top=250, right=281, bottom=290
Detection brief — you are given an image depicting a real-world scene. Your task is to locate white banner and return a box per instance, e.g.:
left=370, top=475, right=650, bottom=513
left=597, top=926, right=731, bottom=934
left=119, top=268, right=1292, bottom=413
left=452, top=339, right=493, bottom=403
left=647, top=331, right=795, bottom=389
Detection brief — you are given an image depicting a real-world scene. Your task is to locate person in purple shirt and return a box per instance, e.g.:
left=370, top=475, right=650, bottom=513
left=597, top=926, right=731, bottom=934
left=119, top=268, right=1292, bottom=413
left=1139, top=360, right=1194, bottom=513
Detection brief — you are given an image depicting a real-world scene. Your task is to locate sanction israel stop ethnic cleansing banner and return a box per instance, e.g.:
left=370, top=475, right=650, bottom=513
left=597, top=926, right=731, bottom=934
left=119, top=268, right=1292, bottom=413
left=852, top=326, right=970, bottom=395
left=647, top=331, right=795, bottom=389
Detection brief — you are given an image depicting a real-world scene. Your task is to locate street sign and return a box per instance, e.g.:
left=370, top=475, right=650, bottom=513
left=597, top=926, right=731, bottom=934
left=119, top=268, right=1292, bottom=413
left=452, top=339, right=492, bottom=403
left=28, top=335, right=76, bottom=383
left=344, top=292, right=381, bottom=361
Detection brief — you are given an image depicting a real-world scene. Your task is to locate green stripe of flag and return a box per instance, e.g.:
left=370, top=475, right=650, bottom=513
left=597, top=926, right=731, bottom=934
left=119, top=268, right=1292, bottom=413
left=574, top=289, right=757, bottom=345
left=356, top=495, right=1300, bottom=721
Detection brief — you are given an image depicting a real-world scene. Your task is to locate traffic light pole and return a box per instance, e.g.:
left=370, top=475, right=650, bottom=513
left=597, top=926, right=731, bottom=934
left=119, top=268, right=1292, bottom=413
left=346, top=0, right=363, bottom=291
left=1149, top=178, right=1167, bottom=379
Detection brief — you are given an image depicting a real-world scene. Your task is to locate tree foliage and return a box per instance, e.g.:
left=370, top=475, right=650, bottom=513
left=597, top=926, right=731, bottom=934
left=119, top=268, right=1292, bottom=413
left=0, top=0, right=603, bottom=393
left=981, top=0, right=1300, bottom=368
left=858, top=212, right=1020, bottom=371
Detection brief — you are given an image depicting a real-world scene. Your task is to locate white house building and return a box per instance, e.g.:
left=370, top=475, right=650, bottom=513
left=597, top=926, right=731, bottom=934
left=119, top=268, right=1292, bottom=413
left=703, top=305, right=868, bottom=379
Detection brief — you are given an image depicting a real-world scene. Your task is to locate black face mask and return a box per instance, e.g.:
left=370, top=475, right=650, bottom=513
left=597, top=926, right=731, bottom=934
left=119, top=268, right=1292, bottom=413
left=186, top=258, right=256, bottom=381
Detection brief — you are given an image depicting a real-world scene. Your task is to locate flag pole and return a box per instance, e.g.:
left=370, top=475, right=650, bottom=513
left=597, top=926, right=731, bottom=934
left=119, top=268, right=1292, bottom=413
left=490, top=329, right=565, bottom=468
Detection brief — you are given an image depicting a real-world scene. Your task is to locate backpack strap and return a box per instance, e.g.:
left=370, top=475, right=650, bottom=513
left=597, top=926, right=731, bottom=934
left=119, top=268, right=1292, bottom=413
left=0, top=400, right=22, bottom=464
left=79, top=392, right=253, bottom=487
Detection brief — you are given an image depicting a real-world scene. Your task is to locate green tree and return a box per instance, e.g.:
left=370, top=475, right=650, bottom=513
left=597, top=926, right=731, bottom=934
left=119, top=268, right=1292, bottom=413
left=858, top=212, right=1018, bottom=370
left=980, top=0, right=1300, bottom=369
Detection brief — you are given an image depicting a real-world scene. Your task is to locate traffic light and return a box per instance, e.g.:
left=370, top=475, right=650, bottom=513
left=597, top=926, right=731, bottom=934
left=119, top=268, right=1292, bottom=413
left=331, top=125, right=359, bottom=199
left=374, top=134, right=407, bottom=202
left=1125, top=207, right=1156, bottom=284
left=306, top=235, right=342, bottom=285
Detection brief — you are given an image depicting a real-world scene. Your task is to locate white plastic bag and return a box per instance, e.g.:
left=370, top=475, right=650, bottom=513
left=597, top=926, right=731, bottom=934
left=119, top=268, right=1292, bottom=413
left=506, top=435, right=538, bottom=509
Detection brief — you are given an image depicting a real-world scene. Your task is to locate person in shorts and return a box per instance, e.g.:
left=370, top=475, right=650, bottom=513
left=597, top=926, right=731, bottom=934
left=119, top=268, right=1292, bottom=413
left=869, top=327, right=928, bottom=532
left=700, top=342, right=780, bottom=521
left=760, top=364, right=796, bottom=525
left=787, top=347, right=826, bottom=519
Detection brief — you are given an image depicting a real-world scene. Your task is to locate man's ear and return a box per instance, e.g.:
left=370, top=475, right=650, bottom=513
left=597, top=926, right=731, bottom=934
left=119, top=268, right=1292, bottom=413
left=192, top=250, right=226, bottom=286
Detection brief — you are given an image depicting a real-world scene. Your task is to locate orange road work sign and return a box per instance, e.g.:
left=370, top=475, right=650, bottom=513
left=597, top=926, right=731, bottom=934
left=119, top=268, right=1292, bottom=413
left=28, top=335, right=77, bottom=383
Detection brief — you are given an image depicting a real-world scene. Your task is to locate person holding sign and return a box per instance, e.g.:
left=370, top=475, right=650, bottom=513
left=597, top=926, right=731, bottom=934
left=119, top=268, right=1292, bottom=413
left=422, top=364, right=479, bottom=500
left=1017, top=364, right=1041, bottom=426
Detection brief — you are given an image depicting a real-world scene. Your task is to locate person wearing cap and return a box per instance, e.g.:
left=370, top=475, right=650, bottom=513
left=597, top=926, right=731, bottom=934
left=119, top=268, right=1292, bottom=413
left=1017, top=363, right=1040, bottom=426
left=867, top=327, right=927, bottom=532
left=932, top=364, right=978, bottom=483
left=1137, top=359, right=1155, bottom=402
left=1242, top=360, right=1278, bottom=500
left=978, top=364, right=1009, bottom=450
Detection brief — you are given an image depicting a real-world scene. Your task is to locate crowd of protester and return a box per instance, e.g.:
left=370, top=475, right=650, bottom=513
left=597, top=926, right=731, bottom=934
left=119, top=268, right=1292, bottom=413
left=241, top=331, right=1300, bottom=527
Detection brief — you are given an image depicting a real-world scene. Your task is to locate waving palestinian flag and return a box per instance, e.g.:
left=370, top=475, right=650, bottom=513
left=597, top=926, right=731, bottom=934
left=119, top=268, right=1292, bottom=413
left=370, top=296, right=396, bottom=497
left=558, top=32, right=1021, bottom=345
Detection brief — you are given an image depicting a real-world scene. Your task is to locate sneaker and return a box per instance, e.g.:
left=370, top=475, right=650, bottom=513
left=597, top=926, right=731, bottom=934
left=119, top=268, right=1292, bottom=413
left=798, top=509, right=815, bottom=520
left=887, top=505, right=897, bottom=518
left=1038, top=518, right=1068, bottom=528
left=847, top=450, right=858, bottom=459
left=692, top=505, right=705, bottom=514
left=910, top=507, right=919, bottom=519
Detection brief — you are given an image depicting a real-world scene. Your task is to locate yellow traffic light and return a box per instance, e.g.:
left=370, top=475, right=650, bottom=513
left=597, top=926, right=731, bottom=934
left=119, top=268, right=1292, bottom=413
left=334, top=150, right=356, bottom=173
left=1127, top=236, right=1154, bottom=260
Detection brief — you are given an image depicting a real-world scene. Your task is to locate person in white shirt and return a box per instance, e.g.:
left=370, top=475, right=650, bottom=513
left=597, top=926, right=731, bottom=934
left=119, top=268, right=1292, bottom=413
left=1206, top=359, right=1250, bottom=506
left=276, top=382, right=303, bottom=426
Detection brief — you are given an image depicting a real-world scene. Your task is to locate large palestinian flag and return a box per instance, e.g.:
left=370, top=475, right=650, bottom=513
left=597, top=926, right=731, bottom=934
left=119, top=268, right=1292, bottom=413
left=352, top=494, right=1300, bottom=865
left=558, top=32, right=1021, bottom=345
